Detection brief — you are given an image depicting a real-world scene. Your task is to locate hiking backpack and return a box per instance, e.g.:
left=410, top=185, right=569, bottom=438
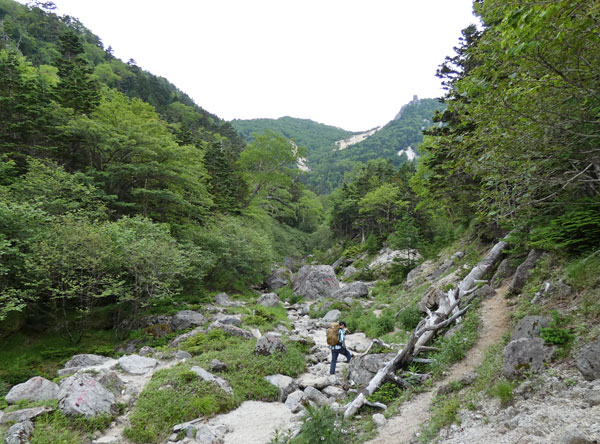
left=326, top=322, right=341, bottom=346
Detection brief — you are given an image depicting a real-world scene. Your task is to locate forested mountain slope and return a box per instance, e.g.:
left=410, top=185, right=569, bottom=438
left=231, top=116, right=354, bottom=160
left=0, top=0, right=325, bottom=346
left=233, top=97, right=444, bottom=194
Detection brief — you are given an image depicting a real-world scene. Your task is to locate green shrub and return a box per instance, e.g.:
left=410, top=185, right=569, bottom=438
left=363, top=234, right=380, bottom=255
left=540, top=310, right=574, bottom=359
left=345, top=306, right=396, bottom=338
left=342, top=244, right=362, bottom=259
left=368, top=382, right=403, bottom=405
left=397, top=306, right=422, bottom=330
left=276, top=287, right=303, bottom=304
left=291, top=405, right=352, bottom=444
left=179, top=329, right=243, bottom=356
left=388, top=258, right=416, bottom=286
left=488, top=380, right=514, bottom=406
left=529, top=205, right=600, bottom=253
left=564, top=253, right=600, bottom=291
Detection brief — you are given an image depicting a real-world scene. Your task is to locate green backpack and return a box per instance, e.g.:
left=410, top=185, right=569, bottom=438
left=326, top=323, right=341, bottom=346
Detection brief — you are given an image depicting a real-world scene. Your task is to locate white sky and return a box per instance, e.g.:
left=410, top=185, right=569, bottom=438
left=30, top=0, right=476, bottom=131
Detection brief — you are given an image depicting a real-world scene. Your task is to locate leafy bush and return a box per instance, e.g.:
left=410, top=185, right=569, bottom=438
left=363, top=234, right=380, bottom=254
left=529, top=205, right=600, bottom=253
left=291, top=405, right=352, bottom=444
left=397, top=306, right=422, bottom=330
left=345, top=306, right=396, bottom=338
left=368, top=381, right=403, bottom=405
left=563, top=253, right=600, bottom=291
left=540, top=311, right=574, bottom=358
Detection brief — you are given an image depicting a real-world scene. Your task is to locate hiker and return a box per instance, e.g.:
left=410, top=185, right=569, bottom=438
left=330, top=321, right=352, bottom=375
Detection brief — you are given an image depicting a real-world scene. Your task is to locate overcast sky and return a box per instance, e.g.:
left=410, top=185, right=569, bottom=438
left=33, top=0, right=477, bottom=131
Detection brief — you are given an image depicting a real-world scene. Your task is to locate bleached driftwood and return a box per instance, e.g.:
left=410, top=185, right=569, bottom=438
left=343, top=239, right=507, bottom=419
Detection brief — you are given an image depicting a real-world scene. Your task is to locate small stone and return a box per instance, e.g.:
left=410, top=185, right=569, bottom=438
left=209, top=359, right=229, bottom=372
left=257, top=292, right=281, bottom=307
left=175, top=350, right=192, bottom=360
left=138, top=346, right=155, bottom=356
left=117, top=355, right=158, bottom=375
left=372, top=413, right=386, bottom=427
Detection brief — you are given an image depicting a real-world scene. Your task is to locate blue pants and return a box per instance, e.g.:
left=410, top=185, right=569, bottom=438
left=330, top=347, right=352, bottom=374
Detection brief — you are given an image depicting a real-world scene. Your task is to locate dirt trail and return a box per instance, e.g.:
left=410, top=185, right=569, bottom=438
left=366, top=285, right=510, bottom=444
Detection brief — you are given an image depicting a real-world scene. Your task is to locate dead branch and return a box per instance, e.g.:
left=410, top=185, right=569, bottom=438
left=343, top=238, right=508, bottom=419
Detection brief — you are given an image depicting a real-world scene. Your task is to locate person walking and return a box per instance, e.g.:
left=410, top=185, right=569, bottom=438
left=330, top=321, right=352, bottom=375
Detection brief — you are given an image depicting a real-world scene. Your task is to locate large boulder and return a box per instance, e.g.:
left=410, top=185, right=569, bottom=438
left=502, top=337, right=555, bottom=379
left=284, top=389, right=306, bottom=413
left=59, top=354, right=117, bottom=376
left=490, top=258, right=518, bottom=288
left=190, top=366, right=234, bottom=396
left=265, top=374, right=298, bottom=402
left=295, top=373, right=331, bottom=389
left=63, top=354, right=111, bottom=369
left=212, top=314, right=242, bottom=327
left=257, top=293, right=281, bottom=307
left=368, top=248, right=421, bottom=272
left=265, top=267, right=292, bottom=291
left=208, top=322, right=254, bottom=339
left=303, top=386, right=330, bottom=406
left=348, top=353, right=395, bottom=387
left=58, top=374, right=116, bottom=417
left=98, top=372, right=126, bottom=396
left=117, top=354, right=158, bottom=375
left=322, top=310, right=341, bottom=322
left=293, top=265, right=340, bottom=300
left=511, top=316, right=551, bottom=341
left=342, top=266, right=358, bottom=280
left=254, top=334, right=286, bottom=356
left=214, top=292, right=241, bottom=307
left=169, top=326, right=206, bottom=347
left=5, top=420, right=34, bottom=444
left=171, top=310, right=206, bottom=331
left=509, top=249, right=544, bottom=295
left=576, top=338, right=600, bottom=381
left=404, top=260, right=436, bottom=290
left=5, top=376, right=59, bottom=404
left=332, top=281, right=369, bottom=299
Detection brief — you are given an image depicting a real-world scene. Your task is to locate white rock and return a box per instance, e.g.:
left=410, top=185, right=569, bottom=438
left=373, top=413, right=387, bottom=427
left=5, top=376, right=59, bottom=404
left=118, top=355, right=158, bottom=375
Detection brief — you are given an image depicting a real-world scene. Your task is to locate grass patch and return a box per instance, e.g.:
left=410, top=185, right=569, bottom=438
left=488, top=380, right=514, bottom=406
left=277, top=287, right=304, bottom=305
left=427, top=301, right=482, bottom=377
left=243, top=304, right=290, bottom=332
left=128, top=332, right=306, bottom=443
left=344, top=304, right=396, bottom=338
left=124, top=365, right=236, bottom=443
left=27, top=410, right=114, bottom=444
left=417, top=396, right=461, bottom=443
left=0, top=329, right=120, bottom=388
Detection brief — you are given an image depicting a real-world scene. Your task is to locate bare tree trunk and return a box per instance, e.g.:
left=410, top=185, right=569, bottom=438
left=343, top=238, right=508, bottom=419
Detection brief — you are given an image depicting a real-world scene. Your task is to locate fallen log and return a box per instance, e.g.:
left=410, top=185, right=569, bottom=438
left=343, top=238, right=508, bottom=419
